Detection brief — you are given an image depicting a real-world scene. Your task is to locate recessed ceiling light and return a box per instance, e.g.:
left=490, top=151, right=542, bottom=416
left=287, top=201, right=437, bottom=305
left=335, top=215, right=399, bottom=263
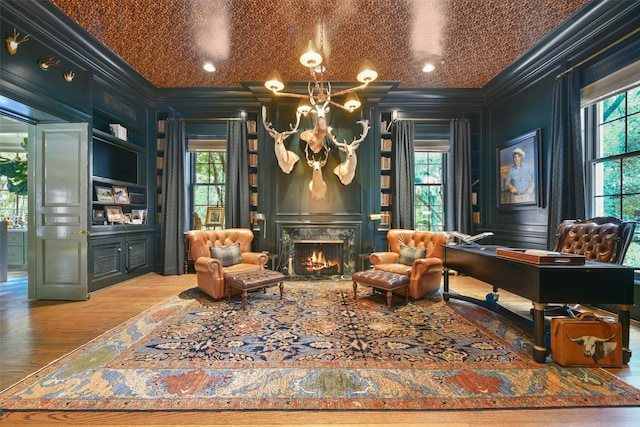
left=203, top=62, right=216, bottom=72
left=422, top=63, right=435, bottom=73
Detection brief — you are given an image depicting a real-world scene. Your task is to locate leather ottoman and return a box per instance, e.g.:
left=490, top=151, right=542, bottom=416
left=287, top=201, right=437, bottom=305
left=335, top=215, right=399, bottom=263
left=352, top=269, right=410, bottom=308
left=225, top=269, right=285, bottom=310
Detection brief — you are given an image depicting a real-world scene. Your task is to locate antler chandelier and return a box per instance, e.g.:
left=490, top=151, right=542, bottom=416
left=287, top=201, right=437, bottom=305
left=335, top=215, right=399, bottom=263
left=264, top=40, right=378, bottom=116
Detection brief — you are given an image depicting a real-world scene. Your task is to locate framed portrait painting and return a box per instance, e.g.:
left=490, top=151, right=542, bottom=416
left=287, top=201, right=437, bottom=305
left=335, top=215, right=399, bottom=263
left=205, top=206, right=224, bottom=226
left=497, top=129, right=542, bottom=210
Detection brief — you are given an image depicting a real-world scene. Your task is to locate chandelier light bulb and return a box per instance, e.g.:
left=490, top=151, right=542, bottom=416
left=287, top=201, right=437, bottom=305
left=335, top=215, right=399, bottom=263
left=299, top=40, right=323, bottom=68
left=264, top=69, right=285, bottom=92
left=344, top=92, right=361, bottom=111
left=296, top=97, right=313, bottom=115
left=356, top=59, right=378, bottom=83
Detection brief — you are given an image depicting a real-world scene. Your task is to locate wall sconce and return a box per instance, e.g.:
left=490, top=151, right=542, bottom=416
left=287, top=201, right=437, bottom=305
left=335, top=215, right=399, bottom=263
left=254, top=213, right=266, bottom=239
left=39, top=56, right=61, bottom=71
left=5, top=28, right=30, bottom=55
left=64, top=71, right=75, bottom=82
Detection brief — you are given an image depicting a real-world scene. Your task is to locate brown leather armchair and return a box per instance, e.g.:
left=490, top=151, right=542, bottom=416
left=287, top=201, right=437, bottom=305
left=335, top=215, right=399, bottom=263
left=370, top=229, right=448, bottom=299
left=186, top=228, right=268, bottom=299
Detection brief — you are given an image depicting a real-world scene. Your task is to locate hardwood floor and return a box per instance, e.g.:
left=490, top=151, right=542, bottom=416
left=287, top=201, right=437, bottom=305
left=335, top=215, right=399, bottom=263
left=1, top=272, right=640, bottom=426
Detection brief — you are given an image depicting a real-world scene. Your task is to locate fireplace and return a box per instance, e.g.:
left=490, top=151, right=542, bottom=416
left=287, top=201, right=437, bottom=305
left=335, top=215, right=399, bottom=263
left=278, top=223, right=358, bottom=278
left=294, top=240, right=343, bottom=276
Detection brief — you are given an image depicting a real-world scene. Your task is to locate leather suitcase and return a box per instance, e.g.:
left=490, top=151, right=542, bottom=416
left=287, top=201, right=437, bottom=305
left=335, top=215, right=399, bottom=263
left=550, top=312, right=623, bottom=367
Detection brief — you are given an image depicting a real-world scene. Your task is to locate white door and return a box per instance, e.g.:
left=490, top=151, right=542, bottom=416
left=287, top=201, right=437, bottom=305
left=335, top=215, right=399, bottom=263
left=29, top=123, right=89, bottom=300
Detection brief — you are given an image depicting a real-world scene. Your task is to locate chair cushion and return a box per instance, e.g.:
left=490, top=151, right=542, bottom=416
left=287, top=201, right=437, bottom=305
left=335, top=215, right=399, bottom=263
left=397, top=245, right=426, bottom=266
left=210, top=243, right=242, bottom=267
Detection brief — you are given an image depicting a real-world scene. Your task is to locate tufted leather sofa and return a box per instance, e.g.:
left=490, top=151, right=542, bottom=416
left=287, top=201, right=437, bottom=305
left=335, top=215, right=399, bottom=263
left=554, top=217, right=636, bottom=264
left=185, top=228, right=268, bottom=299
left=370, top=229, right=448, bottom=299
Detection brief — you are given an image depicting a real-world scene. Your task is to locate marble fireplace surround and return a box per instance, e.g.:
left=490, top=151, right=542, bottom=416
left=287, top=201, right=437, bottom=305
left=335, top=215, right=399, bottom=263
left=277, top=222, right=360, bottom=278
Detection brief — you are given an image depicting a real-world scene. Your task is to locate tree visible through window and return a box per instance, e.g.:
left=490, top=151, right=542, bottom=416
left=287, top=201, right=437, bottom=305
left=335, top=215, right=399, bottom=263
left=192, top=151, right=226, bottom=225
left=414, top=151, right=444, bottom=231
left=589, top=85, right=640, bottom=267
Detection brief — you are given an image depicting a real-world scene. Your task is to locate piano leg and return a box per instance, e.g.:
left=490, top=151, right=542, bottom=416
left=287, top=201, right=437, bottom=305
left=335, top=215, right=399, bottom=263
left=619, top=304, right=632, bottom=364
left=532, top=302, right=549, bottom=363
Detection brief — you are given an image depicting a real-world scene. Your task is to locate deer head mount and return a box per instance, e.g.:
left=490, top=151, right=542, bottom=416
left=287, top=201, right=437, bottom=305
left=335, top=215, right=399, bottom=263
left=305, top=144, right=330, bottom=200
left=261, top=106, right=301, bottom=174
left=330, top=119, right=370, bottom=185
left=5, top=28, right=29, bottom=55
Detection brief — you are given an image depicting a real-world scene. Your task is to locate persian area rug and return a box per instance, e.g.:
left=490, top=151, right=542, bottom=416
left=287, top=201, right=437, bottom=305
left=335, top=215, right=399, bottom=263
left=1, top=281, right=639, bottom=411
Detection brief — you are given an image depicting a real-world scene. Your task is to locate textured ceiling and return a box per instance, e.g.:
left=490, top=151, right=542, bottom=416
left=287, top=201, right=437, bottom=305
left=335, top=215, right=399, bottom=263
left=50, top=0, right=589, bottom=89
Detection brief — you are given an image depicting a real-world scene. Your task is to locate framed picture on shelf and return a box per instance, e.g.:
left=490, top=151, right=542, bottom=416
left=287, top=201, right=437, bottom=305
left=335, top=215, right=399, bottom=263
left=112, top=185, right=130, bottom=204
left=131, top=209, right=146, bottom=224
left=497, top=129, right=542, bottom=210
left=104, top=206, right=124, bottom=223
left=93, top=209, right=104, bottom=218
left=124, top=213, right=132, bottom=224
left=95, top=186, right=114, bottom=202
left=205, top=206, right=224, bottom=226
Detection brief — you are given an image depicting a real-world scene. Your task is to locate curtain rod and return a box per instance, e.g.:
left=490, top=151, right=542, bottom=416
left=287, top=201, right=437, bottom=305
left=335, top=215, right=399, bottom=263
left=556, top=27, right=640, bottom=79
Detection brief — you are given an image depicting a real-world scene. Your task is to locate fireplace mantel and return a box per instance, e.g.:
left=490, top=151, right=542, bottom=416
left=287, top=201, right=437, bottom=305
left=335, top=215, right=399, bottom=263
left=277, top=222, right=360, bottom=278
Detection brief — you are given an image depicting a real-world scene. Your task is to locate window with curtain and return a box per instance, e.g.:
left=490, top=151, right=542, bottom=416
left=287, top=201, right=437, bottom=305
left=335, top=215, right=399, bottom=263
left=192, top=151, right=226, bottom=223
left=414, top=151, right=444, bottom=231
left=585, top=84, right=639, bottom=268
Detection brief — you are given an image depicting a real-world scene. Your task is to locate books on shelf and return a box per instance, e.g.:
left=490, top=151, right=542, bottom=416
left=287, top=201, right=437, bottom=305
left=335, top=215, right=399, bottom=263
left=380, top=175, right=391, bottom=188
left=246, top=120, right=257, bottom=133
left=473, top=211, right=481, bottom=224
left=157, top=119, right=166, bottom=133
left=381, top=157, right=391, bottom=170
left=248, top=138, right=258, bottom=151
left=249, top=192, right=258, bottom=205
left=156, top=138, right=165, bottom=151
left=381, top=138, right=392, bottom=151
left=381, top=193, right=392, bottom=206
left=249, top=173, right=258, bottom=186
left=248, top=153, right=258, bottom=167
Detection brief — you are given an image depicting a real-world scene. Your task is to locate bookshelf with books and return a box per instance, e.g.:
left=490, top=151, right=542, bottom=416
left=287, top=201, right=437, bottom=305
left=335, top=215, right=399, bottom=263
left=380, top=112, right=393, bottom=229
left=247, top=118, right=259, bottom=222
left=155, top=114, right=167, bottom=225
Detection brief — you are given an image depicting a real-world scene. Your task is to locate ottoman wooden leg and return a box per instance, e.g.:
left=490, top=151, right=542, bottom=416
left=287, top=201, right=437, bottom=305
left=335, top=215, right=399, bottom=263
left=353, top=281, right=358, bottom=299
left=279, top=282, right=283, bottom=300
left=386, top=290, right=393, bottom=308
left=242, top=290, right=248, bottom=310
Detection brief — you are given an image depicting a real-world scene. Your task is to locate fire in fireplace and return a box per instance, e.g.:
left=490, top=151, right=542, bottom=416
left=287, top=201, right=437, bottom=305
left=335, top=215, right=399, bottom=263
left=294, top=240, right=343, bottom=276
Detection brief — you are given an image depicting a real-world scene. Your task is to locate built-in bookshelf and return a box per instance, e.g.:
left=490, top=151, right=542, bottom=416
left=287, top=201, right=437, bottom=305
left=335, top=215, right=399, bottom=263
left=380, top=113, right=393, bottom=228
left=156, top=114, right=167, bottom=225
left=247, top=119, right=258, bottom=225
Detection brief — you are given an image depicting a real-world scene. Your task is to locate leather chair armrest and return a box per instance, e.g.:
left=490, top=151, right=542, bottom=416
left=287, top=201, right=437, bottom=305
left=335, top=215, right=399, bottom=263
left=370, top=252, right=399, bottom=265
left=194, top=256, right=224, bottom=278
left=411, top=257, right=443, bottom=275
left=240, top=252, right=268, bottom=267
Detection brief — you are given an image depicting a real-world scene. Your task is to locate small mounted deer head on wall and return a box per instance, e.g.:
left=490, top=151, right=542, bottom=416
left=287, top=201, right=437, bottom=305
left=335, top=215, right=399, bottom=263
left=305, top=145, right=330, bottom=200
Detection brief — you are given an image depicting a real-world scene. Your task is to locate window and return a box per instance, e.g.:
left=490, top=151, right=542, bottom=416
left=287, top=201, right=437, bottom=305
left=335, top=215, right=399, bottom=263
left=0, top=151, right=28, bottom=226
left=414, top=151, right=444, bottom=231
left=588, top=85, right=640, bottom=268
left=192, top=151, right=226, bottom=225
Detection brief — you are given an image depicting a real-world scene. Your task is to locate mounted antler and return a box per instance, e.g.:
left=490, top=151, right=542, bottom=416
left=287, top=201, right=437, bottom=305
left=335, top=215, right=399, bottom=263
left=261, top=106, right=301, bottom=174
left=5, top=28, right=30, bottom=55
left=330, top=119, right=370, bottom=185
left=305, top=145, right=330, bottom=200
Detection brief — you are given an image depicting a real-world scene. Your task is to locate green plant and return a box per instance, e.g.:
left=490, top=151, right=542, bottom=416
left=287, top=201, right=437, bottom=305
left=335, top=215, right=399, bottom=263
left=0, top=138, right=28, bottom=196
